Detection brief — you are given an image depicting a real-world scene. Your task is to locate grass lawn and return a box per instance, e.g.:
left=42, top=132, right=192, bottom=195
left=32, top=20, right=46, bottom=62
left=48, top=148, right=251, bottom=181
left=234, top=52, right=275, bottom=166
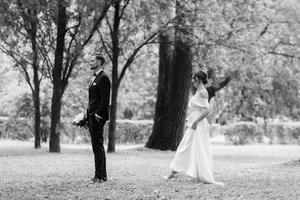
left=0, top=140, right=299, bottom=200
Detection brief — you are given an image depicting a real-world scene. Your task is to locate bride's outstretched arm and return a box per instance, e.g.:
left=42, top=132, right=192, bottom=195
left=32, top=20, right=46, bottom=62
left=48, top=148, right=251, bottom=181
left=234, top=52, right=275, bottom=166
left=191, top=107, right=210, bottom=130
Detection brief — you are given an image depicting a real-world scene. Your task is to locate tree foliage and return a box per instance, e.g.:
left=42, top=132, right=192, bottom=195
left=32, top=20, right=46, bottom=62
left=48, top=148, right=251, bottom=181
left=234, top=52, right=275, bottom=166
left=187, top=0, right=300, bottom=123
left=0, top=0, right=52, bottom=148
left=0, top=0, right=299, bottom=147
left=97, top=0, right=173, bottom=152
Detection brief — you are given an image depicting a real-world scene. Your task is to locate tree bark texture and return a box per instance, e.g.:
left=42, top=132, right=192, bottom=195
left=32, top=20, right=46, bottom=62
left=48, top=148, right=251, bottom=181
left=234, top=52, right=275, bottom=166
left=29, top=7, right=41, bottom=149
left=145, top=34, right=173, bottom=149
left=32, top=26, right=41, bottom=149
left=107, top=1, right=121, bottom=152
left=17, top=1, right=42, bottom=149
left=49, top=0, right=67, bottom=153
left=146, top=1, right=193, bottom=150
left=146, top=37, right=192, bottom=150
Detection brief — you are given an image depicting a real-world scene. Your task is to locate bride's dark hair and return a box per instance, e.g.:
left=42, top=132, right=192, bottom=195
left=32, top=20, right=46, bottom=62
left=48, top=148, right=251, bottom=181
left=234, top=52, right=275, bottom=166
left=192, top=70, right=208, bottom=84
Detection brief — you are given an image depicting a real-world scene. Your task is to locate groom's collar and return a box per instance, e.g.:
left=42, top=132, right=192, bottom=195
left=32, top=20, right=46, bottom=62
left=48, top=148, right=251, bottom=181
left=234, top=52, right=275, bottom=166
left=94, top=69, right=103, bottom=76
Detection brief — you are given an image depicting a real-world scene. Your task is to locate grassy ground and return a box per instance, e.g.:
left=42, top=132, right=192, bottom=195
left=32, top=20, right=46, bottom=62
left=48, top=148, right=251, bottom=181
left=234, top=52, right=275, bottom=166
left=0, top=140, right=299, bottom=200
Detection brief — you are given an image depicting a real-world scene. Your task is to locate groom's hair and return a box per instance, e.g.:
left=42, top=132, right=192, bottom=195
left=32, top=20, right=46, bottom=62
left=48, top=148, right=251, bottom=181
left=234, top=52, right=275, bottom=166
left=95, top=54, right=105, bottom=66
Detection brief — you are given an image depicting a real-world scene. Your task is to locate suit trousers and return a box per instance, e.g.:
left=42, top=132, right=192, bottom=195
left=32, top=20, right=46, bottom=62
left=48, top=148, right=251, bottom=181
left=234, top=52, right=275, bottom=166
left=89, top=116, right=107, bottom=179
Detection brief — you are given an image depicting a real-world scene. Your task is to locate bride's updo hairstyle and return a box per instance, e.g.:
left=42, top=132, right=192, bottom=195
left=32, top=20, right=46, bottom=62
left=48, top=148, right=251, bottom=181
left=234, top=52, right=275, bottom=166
left=192, top=70, right=208, bottom=84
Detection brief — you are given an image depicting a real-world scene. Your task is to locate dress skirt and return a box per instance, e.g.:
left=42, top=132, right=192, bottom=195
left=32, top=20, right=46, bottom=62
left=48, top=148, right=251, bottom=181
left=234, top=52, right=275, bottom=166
left=169, top=118, right=216, bottom=183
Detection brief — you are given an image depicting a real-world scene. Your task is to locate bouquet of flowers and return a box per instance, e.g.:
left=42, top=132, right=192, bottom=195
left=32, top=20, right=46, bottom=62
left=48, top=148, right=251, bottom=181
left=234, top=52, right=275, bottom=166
left=72, top=112, right=88, bottom=129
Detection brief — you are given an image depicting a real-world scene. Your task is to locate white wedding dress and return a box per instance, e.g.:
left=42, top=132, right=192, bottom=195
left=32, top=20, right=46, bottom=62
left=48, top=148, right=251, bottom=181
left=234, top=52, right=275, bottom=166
left=169, top=88, right=222, bottom=185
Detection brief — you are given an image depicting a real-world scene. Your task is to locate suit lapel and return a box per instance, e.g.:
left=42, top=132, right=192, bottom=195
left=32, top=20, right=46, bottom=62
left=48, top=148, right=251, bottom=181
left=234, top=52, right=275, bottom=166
left=89, top=70, right=104, bottom=88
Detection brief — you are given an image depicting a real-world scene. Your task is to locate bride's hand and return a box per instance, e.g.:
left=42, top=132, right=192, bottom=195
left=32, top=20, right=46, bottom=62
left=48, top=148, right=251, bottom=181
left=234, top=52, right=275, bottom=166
left=191, top=121, right=198, bottom=130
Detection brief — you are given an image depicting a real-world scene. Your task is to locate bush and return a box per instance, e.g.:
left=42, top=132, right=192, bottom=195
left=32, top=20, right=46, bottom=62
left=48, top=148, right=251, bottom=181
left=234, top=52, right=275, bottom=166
left=0, top=117, right=154, bottom=144
left=265, top=122, right=300, bottom=144
left=0, top=117, right=34, bottom=140
left=1, top=117, right=300, bottom=145
left=223, top=122, right=264, bottom=145
left=0, top=117, right=6, bottom=138
left=210, top=123, right=224, bottom=137
left=112, top=120, right=153, bottom=143
left=61, top=119, right=153, bottom=144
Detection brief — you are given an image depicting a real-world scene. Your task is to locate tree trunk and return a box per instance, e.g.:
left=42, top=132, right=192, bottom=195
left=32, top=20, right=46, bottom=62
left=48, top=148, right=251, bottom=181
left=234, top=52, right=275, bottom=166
left=107, top=1, right=120, bottom=153
left=30, top=9, right=41, bottom=149
left=108, top=83, right=119, bottom=152
left=18, top=2, right=42, bottom=149
left=49, top=0, right=67, bottom=153
left=146, top=38, right=192, bottom=150
left=50, top=88, right=62, bottom=152
left=146, top=1, right=193, bottom=150
left=166, top=39, right=192, bottom=150
left=146, top=34, right=173, bottom=149
left=32, top=52, right=41, bottom=149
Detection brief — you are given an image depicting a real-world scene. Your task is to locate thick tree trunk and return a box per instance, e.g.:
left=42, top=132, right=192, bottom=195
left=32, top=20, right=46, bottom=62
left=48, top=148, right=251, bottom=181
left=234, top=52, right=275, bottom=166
left=146, top=37, right=192, bottom=150
left=146, top=1, right=193, bottom=150
left=49, top=0, right=67, bottom=153
left=165, top=39, right=192, bottom=150
left=50, top=88, right=62, bottom=152
left=107, top=1, right=120, bottom=153
left=146, top=34, right=173, bottom=149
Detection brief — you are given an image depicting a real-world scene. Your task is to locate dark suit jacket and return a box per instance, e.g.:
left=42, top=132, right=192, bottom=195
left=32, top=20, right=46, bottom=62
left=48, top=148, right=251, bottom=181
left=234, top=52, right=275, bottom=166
left=88, top=71, right=111, bottom=121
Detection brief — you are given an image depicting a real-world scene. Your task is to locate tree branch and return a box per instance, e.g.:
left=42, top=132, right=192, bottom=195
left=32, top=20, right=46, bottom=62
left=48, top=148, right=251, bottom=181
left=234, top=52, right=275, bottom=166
left=267, top=51, right=299, bottom=59
left=36, top=41, right=54, bottom=82
left=119, top=0, right=130, bottom=20
left=39, top=59, right=46, bottom=84
left=81, top=3, right=111, bottom=47
left=105, top=13, right=114, bottom=40
left=97, top=29, right=113, bottom=62
left=63, top=2, right=112, bottom=82
left=65, top=52, right=80, bottom=83
left=65, top=19, right=81, bottom=33
left=63, top=16, right=82, bottom=80
left=0, top=44, right=34, bottom=93
left=118, top=30, right=159, bottom=83
left=66, top=15, right=81, bottom=57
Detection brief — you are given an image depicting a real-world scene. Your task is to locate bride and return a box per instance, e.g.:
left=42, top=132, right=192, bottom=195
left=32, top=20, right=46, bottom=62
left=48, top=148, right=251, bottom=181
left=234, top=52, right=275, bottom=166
left=164, top=70, right=223, bottom=185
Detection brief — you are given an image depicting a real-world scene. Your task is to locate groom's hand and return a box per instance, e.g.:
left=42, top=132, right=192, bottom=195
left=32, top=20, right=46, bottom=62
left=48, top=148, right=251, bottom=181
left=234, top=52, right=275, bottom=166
left=95, top=113, right=102, bottom=122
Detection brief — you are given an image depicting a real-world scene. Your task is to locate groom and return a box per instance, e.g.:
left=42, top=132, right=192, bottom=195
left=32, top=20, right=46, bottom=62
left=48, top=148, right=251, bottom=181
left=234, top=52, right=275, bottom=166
left=87, top=54, right=111, bottom=183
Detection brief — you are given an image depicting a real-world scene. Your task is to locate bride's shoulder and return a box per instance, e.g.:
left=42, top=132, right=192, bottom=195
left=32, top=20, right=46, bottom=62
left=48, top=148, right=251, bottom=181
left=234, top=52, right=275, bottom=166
left=197, top=88, right=208, bottom=99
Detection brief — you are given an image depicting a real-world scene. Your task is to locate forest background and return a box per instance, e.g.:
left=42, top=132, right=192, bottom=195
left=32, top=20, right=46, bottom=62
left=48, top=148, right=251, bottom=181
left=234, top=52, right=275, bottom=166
left=0, top=0, right=299, bottom=151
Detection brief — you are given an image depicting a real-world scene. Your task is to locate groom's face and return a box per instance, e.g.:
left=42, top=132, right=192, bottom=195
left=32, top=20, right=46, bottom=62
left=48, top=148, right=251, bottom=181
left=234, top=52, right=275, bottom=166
left=90, top=57, right=101, bottom=70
